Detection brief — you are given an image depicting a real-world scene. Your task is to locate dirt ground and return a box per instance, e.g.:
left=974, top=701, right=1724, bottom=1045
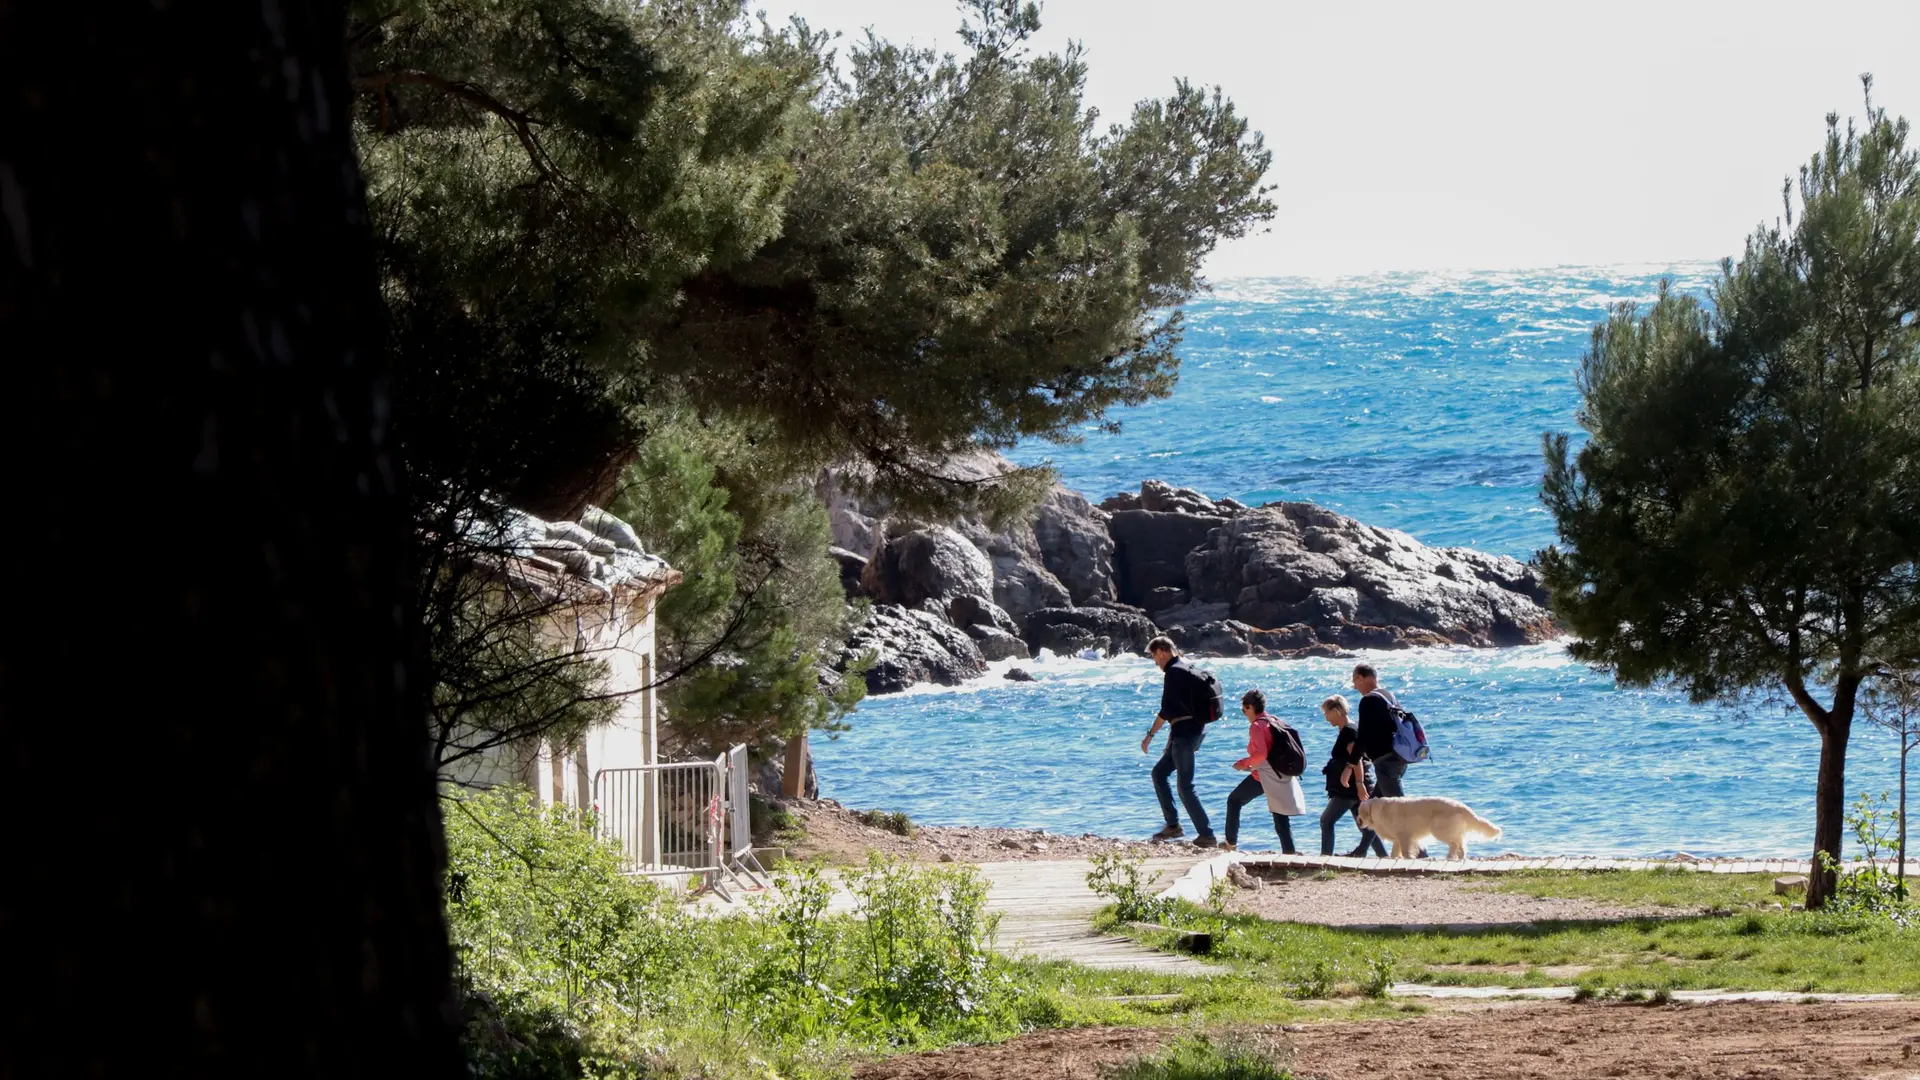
left=1226, top=870, right=1679, bottom=927
left=853, top=1002, right=1920, bottom=1080
left=771, top=797, right=1174, bottom=864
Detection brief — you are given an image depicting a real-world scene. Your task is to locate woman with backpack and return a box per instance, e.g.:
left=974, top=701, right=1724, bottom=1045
left=1220, top=690, right=1305, bottom=853
left=1319, top=694, right=1388, bottom=857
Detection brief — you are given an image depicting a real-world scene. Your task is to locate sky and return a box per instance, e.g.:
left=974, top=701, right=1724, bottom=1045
left=763, top=0, right=1920, bottom=278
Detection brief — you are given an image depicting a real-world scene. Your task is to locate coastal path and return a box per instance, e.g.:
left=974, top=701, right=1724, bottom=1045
left=695, top=855, right=1210, bottom=974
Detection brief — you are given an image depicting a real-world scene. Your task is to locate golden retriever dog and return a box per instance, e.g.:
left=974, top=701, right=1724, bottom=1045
left=1355, top=796, right=1502, bottom=859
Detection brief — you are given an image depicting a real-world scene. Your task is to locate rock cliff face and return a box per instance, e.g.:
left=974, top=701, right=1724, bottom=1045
left=823, top=466, right=1558, bottom=694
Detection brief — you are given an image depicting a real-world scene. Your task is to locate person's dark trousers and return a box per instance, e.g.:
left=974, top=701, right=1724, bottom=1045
left=1152, top=729, right=1213, bottom=839
left=1372, top=755, right=1408, bottom=797
left=1320, top=797, right=1386, bottom=856
left=1225, top=775, right=1297, bottom=852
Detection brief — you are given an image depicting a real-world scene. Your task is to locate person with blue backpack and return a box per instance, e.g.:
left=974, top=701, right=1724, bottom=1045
left=1352, top=662, right=1432, bottom=855
left=1141, top=636, right=1221, bottom=848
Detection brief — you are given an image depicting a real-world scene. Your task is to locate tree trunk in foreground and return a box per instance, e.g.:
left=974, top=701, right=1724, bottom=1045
left=0, top=3, right=460, bottom=1077
left=1806, top=712, right=1853, bottom=910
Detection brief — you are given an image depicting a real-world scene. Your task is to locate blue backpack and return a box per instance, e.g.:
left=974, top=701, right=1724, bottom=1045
left=1388, top=700, right=1431, bottom=764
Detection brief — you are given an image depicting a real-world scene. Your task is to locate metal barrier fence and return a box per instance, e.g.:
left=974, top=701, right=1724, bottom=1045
left=594, top=746, right=768, bottom=896
left=593, top=758, right=724, bottom=878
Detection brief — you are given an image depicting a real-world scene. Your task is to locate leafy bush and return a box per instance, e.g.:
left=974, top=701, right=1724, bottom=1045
left=855, top=808, right=916, bottom=837
left=1108, top=1035, right=1292, bottom=1080
left=1088, top=852, right=1176, bottom=924
left=445, top=787, right=1023, bottom=1078
left=1288, top=958, right=1337, bottom=1000
left=1362, top=953, right=1396, bottom=999
left=1823, top=793, right=1914, bottom=926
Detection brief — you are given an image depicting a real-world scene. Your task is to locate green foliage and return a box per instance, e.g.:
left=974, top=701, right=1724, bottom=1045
left=444, top=788, right=1023, bottom=1078
left=855, top=809, right=916, bottom=837
left=650, top=0, right=1275, bottom=514
left=1087, top=852, right=1177, bottom=924
left=612, top=416, right=863, bottom=749
left=1540, top=79, right=1920, bottom=901
left=1107, top=1036, right=1292, bottom=1080
left=1361, top=952, right=1397, bottom=999
left=1821, top=793, right=1914, bottom=923
left=1288, top=958, right=1337, bottom=1000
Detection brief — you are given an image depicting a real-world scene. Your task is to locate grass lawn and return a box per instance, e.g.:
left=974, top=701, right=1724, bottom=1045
left=1478, top=868, right=1786, bottom=911
left=1098, top=870, right=1918, bottom=997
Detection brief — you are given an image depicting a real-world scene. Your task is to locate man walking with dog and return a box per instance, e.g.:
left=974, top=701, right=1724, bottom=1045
left=1352, top=662, right=1425, bottom=856
left=1141, top=636, right=1219, bottom=848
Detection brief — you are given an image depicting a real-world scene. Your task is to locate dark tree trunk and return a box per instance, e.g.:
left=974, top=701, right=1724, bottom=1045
left=1806, top=710, right=1853, bottom=910
left=1, top=3, right=459, bottom=1078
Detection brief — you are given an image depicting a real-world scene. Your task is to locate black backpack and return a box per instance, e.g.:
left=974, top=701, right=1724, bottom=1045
left=1266, top=719, right=1307, bottom=777
left=1185, top=664, right=1225, bottom=725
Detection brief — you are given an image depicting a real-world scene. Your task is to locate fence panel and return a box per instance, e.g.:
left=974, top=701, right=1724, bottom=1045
left=593, top=760, right=723, bottom=877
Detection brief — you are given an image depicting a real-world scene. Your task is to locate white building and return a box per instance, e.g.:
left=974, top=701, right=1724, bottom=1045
left=440, top=503, right=680, bottom=819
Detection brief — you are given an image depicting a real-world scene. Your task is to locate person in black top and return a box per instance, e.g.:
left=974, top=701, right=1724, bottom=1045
left=1318, top=694, right=1386, bottom=857
left=1351, top=662, right=1425, bottom=857
left=1139, top=636, right=1217, bottom=847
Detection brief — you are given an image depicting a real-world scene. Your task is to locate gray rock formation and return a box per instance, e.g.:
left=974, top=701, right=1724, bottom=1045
left=1183, top=501, right=1556, bottom=648
left=1021, top=605, right=1159, bottom=658
left=841, top=604, right=988, bottom=695
left=861, top=524, right=994, bottom=607
left=822, top=470, right=1555, bottom=694
left=1109, top=508, right=1226, bottom=602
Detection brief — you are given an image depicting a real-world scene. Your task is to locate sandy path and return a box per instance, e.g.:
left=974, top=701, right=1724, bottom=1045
left=852, top=1002, right=1920, bottom=1080
left=1227, top=872, right=1679, bottom=927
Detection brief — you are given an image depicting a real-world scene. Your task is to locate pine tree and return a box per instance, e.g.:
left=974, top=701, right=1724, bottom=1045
left=1541, top=80, right=1920, bottom=908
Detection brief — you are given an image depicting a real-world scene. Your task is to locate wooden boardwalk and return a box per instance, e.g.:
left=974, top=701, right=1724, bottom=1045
left=699, top=856, right=1211, bottom=974
left=973, top=858, right=1209, bottom=974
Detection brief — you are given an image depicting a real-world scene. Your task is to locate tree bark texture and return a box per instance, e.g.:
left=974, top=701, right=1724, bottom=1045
left=1806, top=712, right=1853, bottom=910
left=0, top=3, right=460, bottom=1077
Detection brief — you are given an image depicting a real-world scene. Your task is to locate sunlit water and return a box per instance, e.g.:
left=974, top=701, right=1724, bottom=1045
left=814, top=265, right=1906, bottom=857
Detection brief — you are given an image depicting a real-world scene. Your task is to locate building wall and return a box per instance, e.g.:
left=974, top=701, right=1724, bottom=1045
left=441, top=587, right=662, bottom=808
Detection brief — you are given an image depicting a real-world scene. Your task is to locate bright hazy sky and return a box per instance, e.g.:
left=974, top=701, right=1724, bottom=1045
left=765, top=0, right=1920, bottom=278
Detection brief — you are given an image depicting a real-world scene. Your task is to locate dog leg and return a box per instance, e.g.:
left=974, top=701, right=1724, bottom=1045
left=1448, top=842, right=1465, bottom=860
left=1389, top=840, right=1405, bottom=859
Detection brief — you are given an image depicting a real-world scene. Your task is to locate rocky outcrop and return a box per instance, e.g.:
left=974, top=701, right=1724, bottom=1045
left=822, top=468, right=1556, bottom=694
left=1182, top=501, right=1556, bottom=648
left=861, top=525, right=994, bottom=607
left=840, top=604, right=987, bottom=695
left=1021, top=605, right=1158, bottom=659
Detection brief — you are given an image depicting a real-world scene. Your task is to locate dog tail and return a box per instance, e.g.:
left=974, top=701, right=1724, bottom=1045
left=1468, top=813, right=1502, bottom=839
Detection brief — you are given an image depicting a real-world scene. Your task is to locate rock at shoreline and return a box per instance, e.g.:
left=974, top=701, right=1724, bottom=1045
left=1184, top=502, right=1556, bottom=648
left=1109, top=508, right=1227, bottom=602
left=862, top=524, right=994, bottom=607
left=822, top=466, right=1557, bottom=694
left=1022, top=605, right=1158, bottom=658
left=842, top=604, right=987, bottom=694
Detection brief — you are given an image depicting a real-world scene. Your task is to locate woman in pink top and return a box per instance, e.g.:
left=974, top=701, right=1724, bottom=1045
left=1221, top=689, right=1306, bottom=853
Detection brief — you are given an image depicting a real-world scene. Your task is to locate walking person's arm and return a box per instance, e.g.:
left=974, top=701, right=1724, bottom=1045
left=1142, top=715, right=1166, bottom=754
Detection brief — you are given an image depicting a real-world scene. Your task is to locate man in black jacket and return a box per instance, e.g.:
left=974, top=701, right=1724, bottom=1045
left=1353, top=662, right=1425, bottom=856
left=1140, top=637, right=1217, bottom=847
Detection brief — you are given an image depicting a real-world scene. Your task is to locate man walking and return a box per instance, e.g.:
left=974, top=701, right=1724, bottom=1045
left=1352, top=662, right=1424, bottom=856
left=1141, top=637, right=1217, bottom=848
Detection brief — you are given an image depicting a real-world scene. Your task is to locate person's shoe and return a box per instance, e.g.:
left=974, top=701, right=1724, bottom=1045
left=1149, top=824, right=1183, bottom=842
left=1192, top=835, right=1219, bottom=849
left=1218, top=842, right=1238, bottom=852
left=1416, top=847, right=1430, bottom=859
left=1343, top=847, right=1369, bottom=858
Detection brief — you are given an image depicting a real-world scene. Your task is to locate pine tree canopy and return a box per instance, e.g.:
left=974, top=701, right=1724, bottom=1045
left=348, top=0, right=1274, bottom=751
left=1540, top=79, right=1920, bottom=907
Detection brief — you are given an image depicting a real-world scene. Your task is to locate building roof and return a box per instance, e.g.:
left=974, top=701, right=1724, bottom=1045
left=460, top=502, right=680, bottom=604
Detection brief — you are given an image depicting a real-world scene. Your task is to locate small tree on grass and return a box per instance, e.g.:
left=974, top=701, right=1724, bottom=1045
left=1863, top=661, right=1920, bottom=898
left=1540, top=78, right=1920, bottom=910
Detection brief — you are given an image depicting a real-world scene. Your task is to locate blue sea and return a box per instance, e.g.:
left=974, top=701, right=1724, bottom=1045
left=813, top=265, right=1905, bottom=858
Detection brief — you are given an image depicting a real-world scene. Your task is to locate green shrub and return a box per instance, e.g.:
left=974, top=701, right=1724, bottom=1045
left=1088, top=852, right=1176, bottom=924
left=1108, top=1035, right=1291, bottom=1080
left=1288, top=958, right=1337, bottom=1000
left=856, top=808, right=915, bottom=837
left=445, top=787, right=1022, bottom=1078
left=1362, top=953, right=1396, bottom=999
